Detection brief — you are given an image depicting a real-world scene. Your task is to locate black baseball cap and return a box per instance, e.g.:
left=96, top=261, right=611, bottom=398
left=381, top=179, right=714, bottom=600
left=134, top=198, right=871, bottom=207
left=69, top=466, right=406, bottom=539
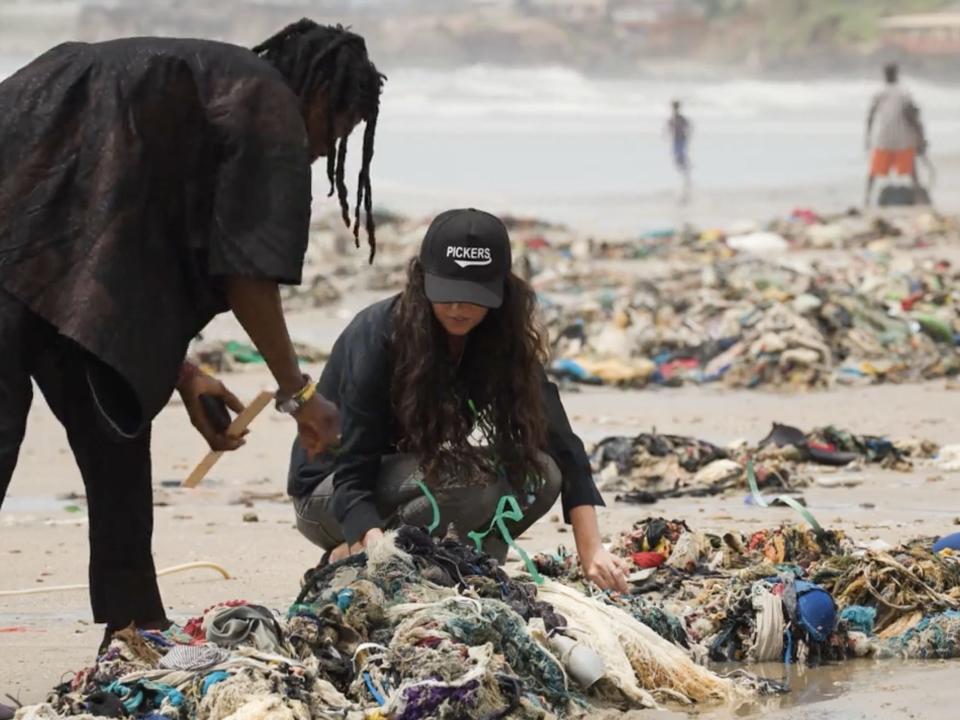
left=420, top=208, right=512, bottom=309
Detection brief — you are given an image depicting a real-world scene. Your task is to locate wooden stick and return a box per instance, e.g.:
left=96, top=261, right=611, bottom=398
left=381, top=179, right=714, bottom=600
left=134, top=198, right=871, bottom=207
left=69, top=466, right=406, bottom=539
left=182, top=390, right=274, bottom=488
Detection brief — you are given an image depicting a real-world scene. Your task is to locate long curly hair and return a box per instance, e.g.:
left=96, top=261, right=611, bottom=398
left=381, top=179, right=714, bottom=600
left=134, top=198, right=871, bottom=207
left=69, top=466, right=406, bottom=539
left=390, top=258, right=548, bottom=490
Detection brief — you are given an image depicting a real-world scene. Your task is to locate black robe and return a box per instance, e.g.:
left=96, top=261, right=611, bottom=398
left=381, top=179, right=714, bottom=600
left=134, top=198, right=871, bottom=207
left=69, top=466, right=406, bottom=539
left=0, top=37, right=311, bottom=433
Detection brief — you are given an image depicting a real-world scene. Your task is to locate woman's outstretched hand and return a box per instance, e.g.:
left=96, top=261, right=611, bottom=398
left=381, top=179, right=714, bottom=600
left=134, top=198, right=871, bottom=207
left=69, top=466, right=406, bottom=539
left=581, top=546, right=630, bottom=594
left=329, top=528, right=385, bottom=563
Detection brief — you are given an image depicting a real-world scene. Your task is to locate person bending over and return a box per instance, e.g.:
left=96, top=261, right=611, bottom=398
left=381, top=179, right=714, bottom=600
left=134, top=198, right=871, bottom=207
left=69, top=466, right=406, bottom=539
left=0, top=20, right=383, bottom=636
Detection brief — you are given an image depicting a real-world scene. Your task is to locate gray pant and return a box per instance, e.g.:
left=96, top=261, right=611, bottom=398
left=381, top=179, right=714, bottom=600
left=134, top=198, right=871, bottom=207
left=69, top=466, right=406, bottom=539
left=293, top=452, right=563, bottom=561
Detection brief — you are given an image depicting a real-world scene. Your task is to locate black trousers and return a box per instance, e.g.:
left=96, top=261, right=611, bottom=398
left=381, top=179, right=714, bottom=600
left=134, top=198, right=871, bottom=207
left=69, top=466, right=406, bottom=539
left=0, top=290, right=164, bottom=628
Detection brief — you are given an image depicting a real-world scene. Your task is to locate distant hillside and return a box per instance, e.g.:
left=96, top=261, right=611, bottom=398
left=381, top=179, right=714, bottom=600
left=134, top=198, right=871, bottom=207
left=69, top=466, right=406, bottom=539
left=1, top=0, right=957, bottom=80
left=694, top=0, right=957, bottom=73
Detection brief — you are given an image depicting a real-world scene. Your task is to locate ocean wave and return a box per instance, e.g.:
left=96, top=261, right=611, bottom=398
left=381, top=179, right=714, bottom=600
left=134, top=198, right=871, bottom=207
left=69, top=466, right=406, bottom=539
left=382, top=65, right=960, bottom=130
left=4, top=54, right=958, bottom=126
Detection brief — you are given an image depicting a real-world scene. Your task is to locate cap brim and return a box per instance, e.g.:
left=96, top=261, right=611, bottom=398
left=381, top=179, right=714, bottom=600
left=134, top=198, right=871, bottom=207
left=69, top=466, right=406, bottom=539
left=424, top=272, right=504, bottom=309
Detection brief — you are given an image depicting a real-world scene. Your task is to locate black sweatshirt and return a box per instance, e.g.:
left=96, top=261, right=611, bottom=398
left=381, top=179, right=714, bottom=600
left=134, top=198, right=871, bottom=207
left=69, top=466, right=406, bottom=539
left=287, top=296, right=603, bottom=544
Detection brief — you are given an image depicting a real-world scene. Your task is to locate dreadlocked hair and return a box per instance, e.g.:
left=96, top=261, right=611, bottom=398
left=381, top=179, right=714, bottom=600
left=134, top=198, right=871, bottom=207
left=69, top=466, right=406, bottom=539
left=253, top=19, right=385, bottom=261
left=390, top=258, right=548, bottom=492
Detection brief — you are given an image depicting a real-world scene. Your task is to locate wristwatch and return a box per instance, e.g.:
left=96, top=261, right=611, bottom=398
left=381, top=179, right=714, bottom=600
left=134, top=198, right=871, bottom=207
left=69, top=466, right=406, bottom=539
left=275, top=375, right=316, bottom=414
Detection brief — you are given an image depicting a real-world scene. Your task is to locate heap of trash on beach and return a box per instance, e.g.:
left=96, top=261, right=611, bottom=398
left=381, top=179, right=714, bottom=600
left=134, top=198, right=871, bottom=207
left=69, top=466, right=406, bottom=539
left=531, top=210, right=960, bottom=390
left=543, top=250, right=960, bottom=390
left=15, top=514, right=960, bottom=720
left=533, top=516, right=960, bottom=667
left=19, top=207, right=959, bottom=719
left=13, top=412, right=960, bottom=719
left=16, top=526, right=781, bottom=720
left=589, top=421, right=942, bottom=506
left=252, top=207, right=960, bottom=391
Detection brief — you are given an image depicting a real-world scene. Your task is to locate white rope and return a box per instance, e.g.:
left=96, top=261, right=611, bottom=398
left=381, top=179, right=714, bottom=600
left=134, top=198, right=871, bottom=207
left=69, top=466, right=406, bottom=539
left=0, top=561, right=231, bottom=597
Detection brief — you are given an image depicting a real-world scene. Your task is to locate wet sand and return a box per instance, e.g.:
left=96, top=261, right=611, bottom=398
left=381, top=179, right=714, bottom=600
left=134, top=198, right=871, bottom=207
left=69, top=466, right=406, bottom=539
left=2, top=302, right=959, bottom=717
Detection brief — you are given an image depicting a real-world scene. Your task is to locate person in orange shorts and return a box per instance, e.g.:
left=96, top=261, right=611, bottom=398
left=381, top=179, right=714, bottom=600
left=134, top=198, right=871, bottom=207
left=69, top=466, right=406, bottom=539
left=864, top=63, right=927, bottom=206
left=870, top=146, right=916, bottom=178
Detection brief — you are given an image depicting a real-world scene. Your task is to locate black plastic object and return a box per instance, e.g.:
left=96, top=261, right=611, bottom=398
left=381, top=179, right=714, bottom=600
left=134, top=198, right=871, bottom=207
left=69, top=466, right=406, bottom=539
left=200, top=394, right=232, bottom=434
left=759, top=423, right=807, bottom=449
left=84, top=691, right=126, bottom=717
left=759, top=422, right=857, bottom=466
left=878, top=184, right=931, bottom=207
left=806, top=447, right=859, bottom=466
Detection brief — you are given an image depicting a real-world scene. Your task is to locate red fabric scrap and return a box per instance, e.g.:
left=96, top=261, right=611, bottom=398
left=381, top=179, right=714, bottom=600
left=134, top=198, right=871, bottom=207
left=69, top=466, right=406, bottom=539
left=747, top=531, right=768, bottom=552
left=658, top=358, right=700, bottom=380
left=900, top=292, right=924, bottom=311
left=631, top=551, right=666, bottom=569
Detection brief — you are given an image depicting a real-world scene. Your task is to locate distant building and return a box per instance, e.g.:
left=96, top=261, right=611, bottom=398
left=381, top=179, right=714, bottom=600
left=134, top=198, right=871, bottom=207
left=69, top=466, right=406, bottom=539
left=609, top=0, right=705, bottom=53
left=464, top=0, right=518, bottom=7
left=880, top=11, right=960, bottom=55
left=526, top=0, right=610, bottom=23
left=611, top=0, right=672, bottom=25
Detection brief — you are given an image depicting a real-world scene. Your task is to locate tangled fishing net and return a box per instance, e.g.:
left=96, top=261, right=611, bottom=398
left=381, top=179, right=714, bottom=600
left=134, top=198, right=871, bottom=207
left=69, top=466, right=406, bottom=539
left=16, top=526, right=754, bottom=720
left=535, top=516, right=960, bottom=667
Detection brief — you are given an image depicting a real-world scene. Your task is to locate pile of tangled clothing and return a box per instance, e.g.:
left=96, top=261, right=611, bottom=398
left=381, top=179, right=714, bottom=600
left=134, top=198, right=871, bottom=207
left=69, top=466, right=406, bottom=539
left=534, top=517, right=960, bottom=667
left=770, top=209, right=958, bottom=252
left=545, top=252, right=960, bottom=390
left=201, top=207, right=960, bottom=387
left=189, top=340, right=328, bottom=374
left=252, top=207, right=960, bottom=333
left=316, top=207, right=957, bottom=266
left=590, top=423, right=938, bottom=504
left=541, top=211, right=957, bottom=266
left=17, top=526, right=768, bottom=720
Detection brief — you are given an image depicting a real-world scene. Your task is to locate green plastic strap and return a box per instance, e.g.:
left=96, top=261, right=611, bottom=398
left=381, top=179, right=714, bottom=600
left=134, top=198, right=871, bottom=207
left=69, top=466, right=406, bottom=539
left=465, top=398, right=543, bottom=583
left=415, top=478, right=441, bottom=534
left=747, top=460, right=825, bottom=536
left=468, top=495, right=544, bottom=585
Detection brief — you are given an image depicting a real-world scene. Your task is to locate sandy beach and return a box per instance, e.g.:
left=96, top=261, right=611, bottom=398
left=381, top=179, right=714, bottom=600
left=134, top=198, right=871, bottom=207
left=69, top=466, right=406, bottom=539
left=3, top=274, right=960, bottom=717
left=3, top=4, right=960, bottom=715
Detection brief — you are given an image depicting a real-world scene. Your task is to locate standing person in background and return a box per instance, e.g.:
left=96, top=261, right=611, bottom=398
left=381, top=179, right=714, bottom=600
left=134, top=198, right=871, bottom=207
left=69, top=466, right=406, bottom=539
left=0, top=20, right=383, bottom=646
left=864, top=62, right=927, bottom=206
left=666, top=100, right=692, bottom=203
